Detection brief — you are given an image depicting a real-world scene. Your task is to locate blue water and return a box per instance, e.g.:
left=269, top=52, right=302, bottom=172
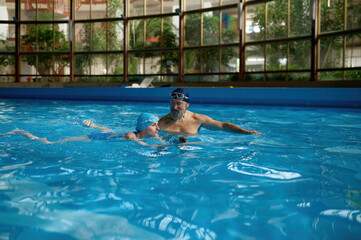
left=0, top=99, right=361, bottom=240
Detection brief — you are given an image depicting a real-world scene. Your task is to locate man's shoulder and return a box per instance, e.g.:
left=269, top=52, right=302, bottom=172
left=159, top=113, right=172, bottom=122
left=189, top=111, right=207, bottom=120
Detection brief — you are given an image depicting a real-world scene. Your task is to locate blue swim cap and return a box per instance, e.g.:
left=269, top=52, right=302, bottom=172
left=170, top=88, right=190, bottom=103
left=136, top=113, right=158, bottom=131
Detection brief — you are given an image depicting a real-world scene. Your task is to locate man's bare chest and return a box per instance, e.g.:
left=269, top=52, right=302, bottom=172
left=162, top=119, right=200, bottom=134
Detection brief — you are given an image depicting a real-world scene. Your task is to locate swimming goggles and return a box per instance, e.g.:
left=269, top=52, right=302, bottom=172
left=142, top=116, right=159, bottom=124
left=170, top=92, right=189, bottom=101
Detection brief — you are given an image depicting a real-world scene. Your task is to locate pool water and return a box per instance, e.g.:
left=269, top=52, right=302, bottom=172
left=0, top=99, right=361, bottom=240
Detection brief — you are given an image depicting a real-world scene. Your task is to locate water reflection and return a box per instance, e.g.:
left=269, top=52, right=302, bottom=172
left=228, top=162, right=301, bottom=180
left=139, top=213, right=216, bottom=240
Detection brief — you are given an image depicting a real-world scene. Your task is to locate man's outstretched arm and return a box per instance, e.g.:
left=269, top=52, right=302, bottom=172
left=199, top=114, right=261, bottom=134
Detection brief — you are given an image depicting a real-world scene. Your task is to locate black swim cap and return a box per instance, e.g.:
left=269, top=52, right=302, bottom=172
left=170, top=88, right=190, bottom=103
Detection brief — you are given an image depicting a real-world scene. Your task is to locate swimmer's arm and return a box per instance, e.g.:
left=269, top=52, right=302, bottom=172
left=83, top=120, right=114, bottom=133
left=123, top=132, right=149, bottom=146
left=199, top=114, right=261, bottom=134
left=155, top=136, right=166, bottom=144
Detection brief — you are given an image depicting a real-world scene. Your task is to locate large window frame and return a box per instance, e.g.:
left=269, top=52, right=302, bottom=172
left=0, top=0, right=360, bottom=84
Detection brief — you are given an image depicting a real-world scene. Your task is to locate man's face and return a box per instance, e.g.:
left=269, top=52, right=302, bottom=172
left=170, top=99, right=189, bottom=120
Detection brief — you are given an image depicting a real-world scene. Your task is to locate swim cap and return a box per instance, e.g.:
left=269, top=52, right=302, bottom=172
left=170, top=88, right=190, bottom=103
left=136, top=113, right=158, bottom=131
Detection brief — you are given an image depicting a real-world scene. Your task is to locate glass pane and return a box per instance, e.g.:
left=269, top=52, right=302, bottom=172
left=91, top=54, right=107, bottom=75
left=220, top=74, right=239, bottom=82
left=184, top=49, right=200, bottom=73
left=201, top=75, right=219, bottom=82
left=1, top=2, right=15, bottom=21
left=147, top=0, right=161, bottom=15
left=159, top=51, right=178, bottom=74
left=75, top=23, right=91, bottom=52
left=145, top=55, right=161, bottom=74
left=245, top=73, right=264, bottom=81
left=204, top=0, right=219, bottom=9
left=186, top=0, right=201, bottom=11
left=0, top=76, right=15, bottom=83
left=75, top=76, right=92, bottom=82
left=108, top=21, right=124, bottom=51
left=289, top=40, right=311, bottom=70
left=163, top=0, right=179, bottom=14
left=347, top=0, right=361, bottom=30
left=160, top=75, right=178, bottom=82
left=54, top=24, right=70, bottom=52
left=162, top=16, right=179, bottom=47
left=266, top=42, right=287, bottom=71
left=55, top=0, right=71, bottom=20
left=184, top=75, right=201, bottom=82
left=288, top=72, right=311, bottom=81
left=245, top=45, right=264, bottom=72
left=129, top=0, right=144, bottom=17
left=38, top=24, right=53, bottom=52
left=202, top=48, right=219, bottom=73
left=92, top=22, right=107, bottom=51
left=38, top=2, right=54, bottom=21
left=290, top=0, right=311, bottom=37
left=320, top=0, right=344, bottom=33
left=108, top=0, right=124, bottom=18
left=221, top=47, right=239, bottom=72
left=0, top=24, right=15, bottom=52
left=128, top=53, right=144, bottom=74
left=0, top=54, right=15, bottom=75
left=146, top=18, right=161, bottom=48
left=53, top=54, right=70, bottom=77
left=246, top=3, right=265, bottom=42
left=319, top=36, right=343, bottom=69
left=345, top=70, right=361, bottom=80
left=89, top=76, right=108, bottom=82
left=222, top=0, right=237, bottom=6
left=21, top=0, right=36, bottom=20
left=266, top=73, right=287, bottom=81
left=129, top=20, right=144, bottom=50
left=203, top=11, right=219, bottom=46
left=107, top=76, right=123, bottom=82
left=185, top=13, right=201, bottom=47
left=222, top=8, right=239, bottom=44
left=20, top=54, right=36, bottom=75
left=108, top=53, right=123, bottom=74
left=267, top=0, right=287, bottom=40
left=128, top=76, right=145, bottom=84
left=318, top=71, right=343, bottom=80
left=76, top=0, right=90, bottom=20
left=38, top=54, right=54, bottom=77
left=21, top=24, right=35, bottom=52
left=92, top=0, right=106, bottom=19
left=75, top=54, right=90, bottom=75
left=345, top=34, right=361, bottom=68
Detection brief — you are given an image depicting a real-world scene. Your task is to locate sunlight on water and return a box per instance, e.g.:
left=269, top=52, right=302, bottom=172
left=0, top=99, right=361, bottom=239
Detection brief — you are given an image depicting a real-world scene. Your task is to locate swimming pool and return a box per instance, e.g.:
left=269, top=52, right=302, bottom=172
left=0, top=99, right=360, bottom=239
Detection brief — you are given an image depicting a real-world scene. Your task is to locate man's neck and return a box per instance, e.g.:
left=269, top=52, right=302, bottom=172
left=171, top=110, right=189, bottom=122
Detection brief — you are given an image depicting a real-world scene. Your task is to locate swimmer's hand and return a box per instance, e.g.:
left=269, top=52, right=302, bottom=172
left=83, top=120, right=113, bottom=133
left=83, top=120, right=96, bottom=128
left=248, top=131, right=261, bottom=134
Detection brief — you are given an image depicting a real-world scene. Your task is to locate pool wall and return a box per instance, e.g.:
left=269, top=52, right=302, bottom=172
left=0, top=87, right=360, bottom=108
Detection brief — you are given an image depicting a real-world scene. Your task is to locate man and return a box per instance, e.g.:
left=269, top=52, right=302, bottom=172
left=158, top=88, right=261, bottom=135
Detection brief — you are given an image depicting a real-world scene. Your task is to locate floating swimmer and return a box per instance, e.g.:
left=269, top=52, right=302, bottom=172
left=2, top=113, right=165, bottom=146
